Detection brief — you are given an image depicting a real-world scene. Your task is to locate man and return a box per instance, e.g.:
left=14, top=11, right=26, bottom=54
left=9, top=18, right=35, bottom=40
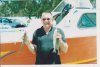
left=24, top=12, right=68, bottom=64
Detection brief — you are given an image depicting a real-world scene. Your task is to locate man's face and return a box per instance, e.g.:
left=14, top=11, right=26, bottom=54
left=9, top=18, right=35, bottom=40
left=41, top=13, right=53, bottom=27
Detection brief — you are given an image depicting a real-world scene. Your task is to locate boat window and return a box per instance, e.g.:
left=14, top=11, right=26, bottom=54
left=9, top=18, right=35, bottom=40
left=78, top=13, right=96, bottom=28
left=55, top=14, right=63, bottom=25
left=0, top=17, right=27, bottom=29
left=55, top=4, right=72, bottom=25
left=62, top=4, right=72, bottom=17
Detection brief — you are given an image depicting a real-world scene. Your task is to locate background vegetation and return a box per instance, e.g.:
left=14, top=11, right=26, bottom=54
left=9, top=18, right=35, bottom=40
left=0, top=0, right=96, bottom=18
left=0, top=0, right=61, bottom=17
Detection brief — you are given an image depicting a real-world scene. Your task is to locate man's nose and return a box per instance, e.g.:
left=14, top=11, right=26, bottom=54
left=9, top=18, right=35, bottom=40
left=45, top=19, right=49, bottom=22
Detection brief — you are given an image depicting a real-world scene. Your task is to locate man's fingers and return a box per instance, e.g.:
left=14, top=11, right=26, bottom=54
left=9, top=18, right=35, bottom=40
left=56, top=32, right=62, bottom=38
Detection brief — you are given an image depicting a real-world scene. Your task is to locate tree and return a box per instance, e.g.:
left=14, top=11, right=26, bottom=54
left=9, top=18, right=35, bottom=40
left=0, top=0, right=62, bottom=17
left=0, top=0, right=95, bottom=17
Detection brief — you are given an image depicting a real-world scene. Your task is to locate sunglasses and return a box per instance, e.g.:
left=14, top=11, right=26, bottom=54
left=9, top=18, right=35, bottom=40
left=42, top=18, right=50, bottom=21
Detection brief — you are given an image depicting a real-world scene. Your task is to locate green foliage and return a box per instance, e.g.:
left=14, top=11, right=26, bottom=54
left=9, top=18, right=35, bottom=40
left=0, top=0, right=96, bottom=18
left=0, top=0, right=62, bottom=18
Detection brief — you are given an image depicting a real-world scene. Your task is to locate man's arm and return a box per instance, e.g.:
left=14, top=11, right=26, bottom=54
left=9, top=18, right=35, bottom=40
left=25, top=40, right=35, bottom=54
left=23, top=33, right=35, bottom=54
left=59, top=38, right=68, bottom=53
left=55, top=31, right=68, bottom=53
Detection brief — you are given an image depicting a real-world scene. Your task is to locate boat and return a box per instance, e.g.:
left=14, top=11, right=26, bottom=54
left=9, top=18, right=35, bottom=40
left=0, top=0, right=96, bottom=64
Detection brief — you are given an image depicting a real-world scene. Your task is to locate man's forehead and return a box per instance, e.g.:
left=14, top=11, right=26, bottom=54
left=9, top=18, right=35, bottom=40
left=42, top=13, right=52, bottom=18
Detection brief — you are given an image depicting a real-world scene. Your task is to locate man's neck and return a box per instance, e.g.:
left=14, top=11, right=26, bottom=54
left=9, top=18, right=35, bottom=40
left=43, top=26, right=51, bottom=33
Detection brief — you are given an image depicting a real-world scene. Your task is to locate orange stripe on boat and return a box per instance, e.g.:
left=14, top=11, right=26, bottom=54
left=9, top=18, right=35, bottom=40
left=66, top=58, right=96, bottom=64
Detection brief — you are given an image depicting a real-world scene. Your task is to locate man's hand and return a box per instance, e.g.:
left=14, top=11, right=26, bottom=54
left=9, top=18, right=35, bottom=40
left=55, top=30, right=68, bottom=53
left=55, top=32, right=62, bottom=40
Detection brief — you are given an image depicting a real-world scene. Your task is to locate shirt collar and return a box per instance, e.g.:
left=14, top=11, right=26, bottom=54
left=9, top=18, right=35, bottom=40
left=42, top=26, right=53, bottom=35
